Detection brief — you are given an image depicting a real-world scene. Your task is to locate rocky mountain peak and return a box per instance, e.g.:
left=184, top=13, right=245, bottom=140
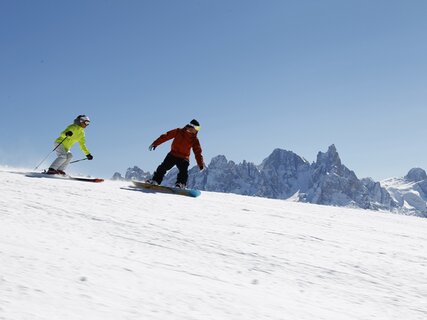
left=315, top=144, right=341, bottom=170
left=404, top=168, right=427, bottom=182
left=209, top=155, right=230, bottom=168
left=260, top=148, right=308, bottom=170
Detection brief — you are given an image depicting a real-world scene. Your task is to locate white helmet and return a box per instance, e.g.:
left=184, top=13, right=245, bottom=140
left=75, top=114, right=90, bottom=125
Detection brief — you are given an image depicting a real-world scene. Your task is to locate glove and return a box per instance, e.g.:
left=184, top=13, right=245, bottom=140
left=199, top=164, right=206, bottom=172
left=149, top=144, right=157, bottom=151
left=86, top=154, right=93, bottom=160
left=65, top=131, right=73, bottom=137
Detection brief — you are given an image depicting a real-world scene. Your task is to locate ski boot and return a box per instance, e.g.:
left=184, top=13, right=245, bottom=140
left=46, top=168, right=59, bottom=175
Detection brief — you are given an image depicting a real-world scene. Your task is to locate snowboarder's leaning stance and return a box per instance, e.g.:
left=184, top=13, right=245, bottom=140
left=147, top=119, right=205, bottom=189
left=47, top=115, right=93, bottom=175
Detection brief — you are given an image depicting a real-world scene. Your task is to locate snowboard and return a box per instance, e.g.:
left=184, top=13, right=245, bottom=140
left=131, top=181, right=201, bottom=198
left=26, top=172, right=104, bottom=183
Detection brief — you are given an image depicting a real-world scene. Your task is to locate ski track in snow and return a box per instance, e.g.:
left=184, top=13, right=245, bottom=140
left=0, top=168, right=427, bottom=320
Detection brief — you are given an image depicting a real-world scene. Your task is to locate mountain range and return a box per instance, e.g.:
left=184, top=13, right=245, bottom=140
left=113, top=145, right=427, bottom=218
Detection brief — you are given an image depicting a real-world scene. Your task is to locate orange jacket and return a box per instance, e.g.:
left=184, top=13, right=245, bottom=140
left=152, top=127, right=204, bottom=168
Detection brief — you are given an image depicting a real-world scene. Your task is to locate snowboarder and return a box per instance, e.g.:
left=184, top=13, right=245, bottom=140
left=46, top=115, right=93, bottom=175
left=147, top=119, right=205, bottom=188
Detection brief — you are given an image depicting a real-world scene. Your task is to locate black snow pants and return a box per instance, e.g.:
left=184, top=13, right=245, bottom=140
left=152, top=153, right=190, bottom=185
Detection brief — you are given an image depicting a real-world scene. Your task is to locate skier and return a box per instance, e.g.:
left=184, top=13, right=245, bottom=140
left=147, top=119, right=205, bottom=188
left=46, top=115, right=94, bottom=175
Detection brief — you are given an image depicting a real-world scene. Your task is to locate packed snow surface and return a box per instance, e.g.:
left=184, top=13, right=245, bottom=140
left=1, top=168, right=426, bottom=320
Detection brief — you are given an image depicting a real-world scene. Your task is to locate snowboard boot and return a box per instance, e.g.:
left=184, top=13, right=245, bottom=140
left=145, top=179, right=159, bottom=185
left=175, top=182, right=186, bottom=189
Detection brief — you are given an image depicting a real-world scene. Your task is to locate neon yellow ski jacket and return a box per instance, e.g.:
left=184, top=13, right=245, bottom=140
left=55, top=124, right=90, bottom=155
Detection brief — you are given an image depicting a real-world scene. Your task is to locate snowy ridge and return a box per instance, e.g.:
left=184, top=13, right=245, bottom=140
left=381, top=168, right=427, bottom=217
left=121, top=145, right=423, bottom=216
left=1, top=168, right=427, bottom=319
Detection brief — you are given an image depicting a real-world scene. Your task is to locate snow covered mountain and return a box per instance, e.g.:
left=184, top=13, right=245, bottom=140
left=121, top=145, right=411, bottom=215
left=381, top=168, right=427, bottom=217
left=1, top=168, right=427, bottom=320
left=302, top=145, right=396, bottom=211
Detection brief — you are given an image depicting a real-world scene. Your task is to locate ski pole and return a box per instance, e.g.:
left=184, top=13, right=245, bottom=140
left=70, top=158, right=88, bottom=164
left=34, top=136, right=68, bottom=170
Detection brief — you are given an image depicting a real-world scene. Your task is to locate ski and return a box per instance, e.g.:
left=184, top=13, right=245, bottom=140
left=68, top=176, right=104, bottom=183
left=131, top=180, right=201, bottom=198
left=26, top=172, right=104, bottom=183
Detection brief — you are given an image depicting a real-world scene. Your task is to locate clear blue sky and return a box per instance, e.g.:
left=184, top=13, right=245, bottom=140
left=1, top=0, right=426, bottom=180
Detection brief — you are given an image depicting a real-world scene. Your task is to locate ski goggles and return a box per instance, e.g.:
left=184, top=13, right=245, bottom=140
left=189, top=123, right=201, bottom=131
left=80, top=116, right=90, bottom=125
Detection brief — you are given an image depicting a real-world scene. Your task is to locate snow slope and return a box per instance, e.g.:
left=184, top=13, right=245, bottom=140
left=1, top=168, right=426, bottom=320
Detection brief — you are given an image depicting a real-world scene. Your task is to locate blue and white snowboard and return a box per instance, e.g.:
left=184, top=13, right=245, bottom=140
left=132, top=181, right=201, bottom=198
